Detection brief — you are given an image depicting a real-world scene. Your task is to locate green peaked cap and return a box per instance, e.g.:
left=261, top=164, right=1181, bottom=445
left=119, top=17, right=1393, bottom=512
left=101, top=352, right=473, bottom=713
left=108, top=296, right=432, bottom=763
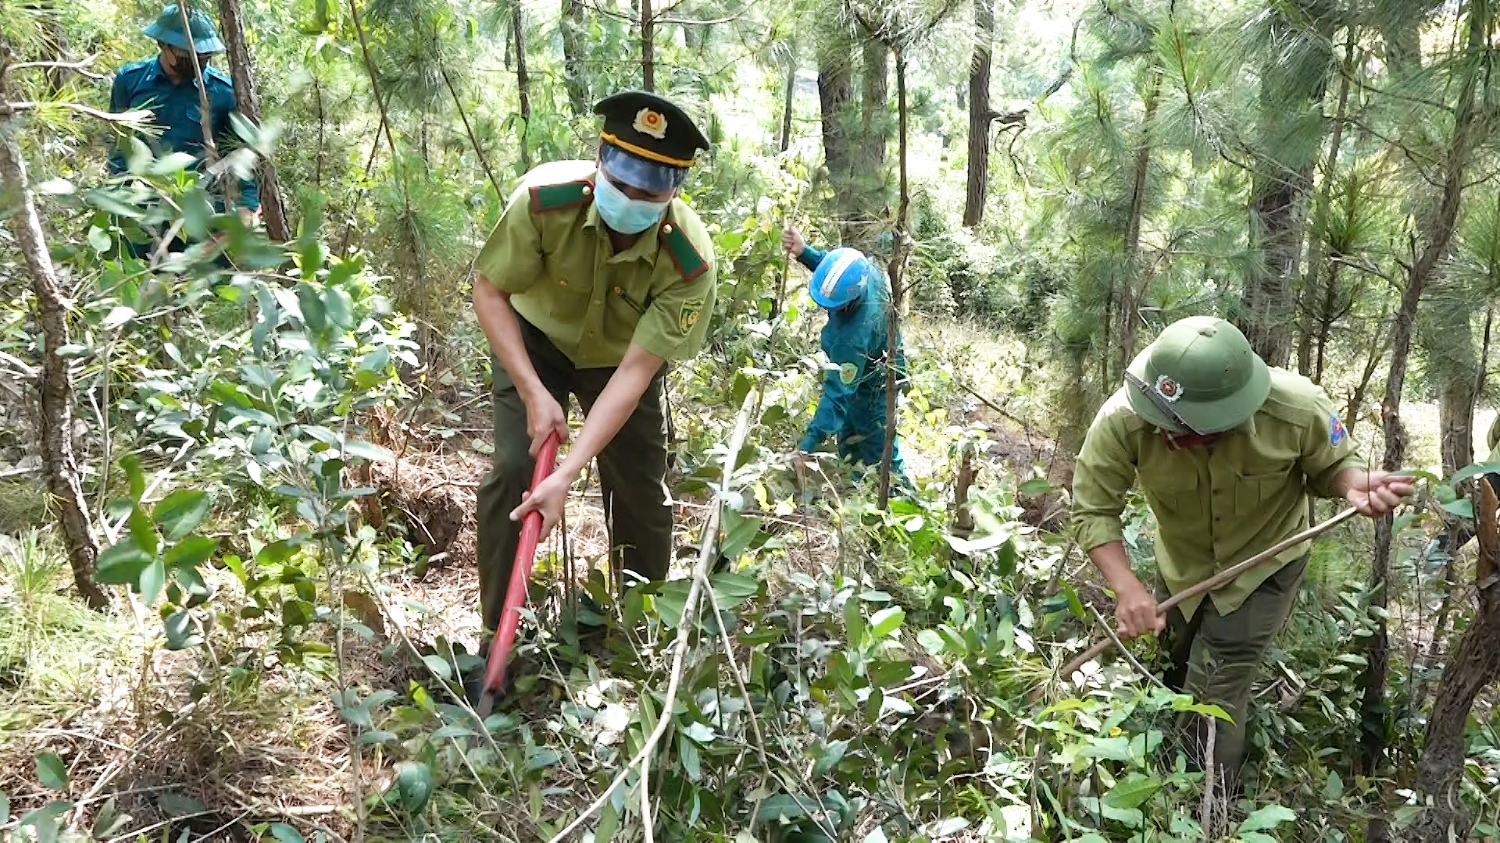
left=144, top=4, right=225, bottom=54
left=1125, top=316, right=1271, bottom=434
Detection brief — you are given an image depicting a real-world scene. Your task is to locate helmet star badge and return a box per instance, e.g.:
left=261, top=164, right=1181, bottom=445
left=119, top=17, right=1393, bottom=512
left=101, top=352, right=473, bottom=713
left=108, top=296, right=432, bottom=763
left=1154, top=374, right=1183, bottom=403
left=634, top=108, right=669, bottom=140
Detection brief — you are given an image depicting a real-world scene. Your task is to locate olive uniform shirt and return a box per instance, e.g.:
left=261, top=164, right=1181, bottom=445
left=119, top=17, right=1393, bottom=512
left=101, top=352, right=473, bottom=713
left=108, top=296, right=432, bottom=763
left=1072, top=368, right=1365, bottom=619
left=475, top=160, right=716, bottom=367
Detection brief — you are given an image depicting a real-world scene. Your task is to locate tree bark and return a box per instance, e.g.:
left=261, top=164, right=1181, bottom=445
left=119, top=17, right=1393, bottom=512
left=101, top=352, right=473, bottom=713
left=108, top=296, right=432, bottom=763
left=0, top=77, right=110, bottom=610
left=817, top=45, right=855, bottom=237
left=1237, top=3, right=1335, bottom=369
left=216, top=0, right=291, bottom=242
left=1359, top=0, right=1490, bottom=785
left=641, top=0, right=655, bottom=92
left=878, top=49, right=908, bottom=509
left=963, top=0, right=995, bottom=228
left=561, top=0, right=589, bottom=116
left=1410, top=482, right=1500, bottom=842
left=512, top=0, right=532, bottom=172
left=778, top=61, right=796, bottom=154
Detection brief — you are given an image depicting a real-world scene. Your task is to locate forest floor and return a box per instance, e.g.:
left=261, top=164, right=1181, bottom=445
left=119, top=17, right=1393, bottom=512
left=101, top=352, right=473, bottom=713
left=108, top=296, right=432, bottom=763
left=0, top=316, right=1488, bottom=840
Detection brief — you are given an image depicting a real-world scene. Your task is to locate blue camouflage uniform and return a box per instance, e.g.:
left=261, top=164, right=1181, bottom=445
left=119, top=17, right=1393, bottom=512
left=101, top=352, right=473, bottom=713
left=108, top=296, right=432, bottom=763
left=797, top=244, right=909, bottom=482
left=108, top=58, right=259, bottom=212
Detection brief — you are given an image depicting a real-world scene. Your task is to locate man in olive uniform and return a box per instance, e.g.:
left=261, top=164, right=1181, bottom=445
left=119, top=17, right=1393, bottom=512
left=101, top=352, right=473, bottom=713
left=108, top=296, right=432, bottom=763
left=109, top=4, right=260, bottom=254
left=1071, top=316, right=1414, bottom=788
left=472, top=91, right=715, bottom=637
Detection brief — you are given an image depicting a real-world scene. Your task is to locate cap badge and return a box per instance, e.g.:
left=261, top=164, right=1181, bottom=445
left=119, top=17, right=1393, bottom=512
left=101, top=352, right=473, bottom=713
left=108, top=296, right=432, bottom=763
left=634, top=108, right=668, bottom=140
left=1154, top=374, right=1183, bottom=403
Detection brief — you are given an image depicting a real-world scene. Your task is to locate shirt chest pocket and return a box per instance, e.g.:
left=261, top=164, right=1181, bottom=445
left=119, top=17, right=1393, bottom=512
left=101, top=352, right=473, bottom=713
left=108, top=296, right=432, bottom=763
left=604, top=283, right=652, bottom=333
left=1234, top=465, right=1296, bottom=515
left=1139, top=467, right=1202, bottom=521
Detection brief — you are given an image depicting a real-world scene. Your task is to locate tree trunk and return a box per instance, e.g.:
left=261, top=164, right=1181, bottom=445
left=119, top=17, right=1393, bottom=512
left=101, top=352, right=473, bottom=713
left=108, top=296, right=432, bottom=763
left=1237, top=4, right=1335, bottom=369
left=817, top=46, right=855, bottom=238
left=1116, top=65, right=1162, bottom=379
left=641, top=0, right=655, bottom=92
left=878, top=49, right=908, bottom=509
left=852, top=40, right=890, bottom=245
left=1409, top=482, right=1500, bottom=841
left=1359, top=0, right=1490, bottom=787
left=0, top=81, right=110, bottom=611
left=216, top=0, right=292, bottom=242
left=1298, top=34, right=1356, bottom=378
left=512, top=0, right=532, bottom=172
left=779, top=61, right=796, bottom=153
left=561, top=0, right=589, bottom=116
left=963, top=0, right=995, bottom=229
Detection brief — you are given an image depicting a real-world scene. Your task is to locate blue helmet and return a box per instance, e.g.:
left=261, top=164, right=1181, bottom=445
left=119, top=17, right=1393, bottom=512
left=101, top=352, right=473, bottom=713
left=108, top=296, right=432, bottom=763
left=810, top=247, right=874, bottom=309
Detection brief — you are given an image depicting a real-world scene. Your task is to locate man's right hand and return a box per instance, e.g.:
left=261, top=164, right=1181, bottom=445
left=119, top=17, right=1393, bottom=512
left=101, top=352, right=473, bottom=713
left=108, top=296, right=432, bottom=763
left=523, top=388, right=569, bottom=457
left=1114, top=578, right=1165, bottom=639
left=782, top=225, right=806, bottom=257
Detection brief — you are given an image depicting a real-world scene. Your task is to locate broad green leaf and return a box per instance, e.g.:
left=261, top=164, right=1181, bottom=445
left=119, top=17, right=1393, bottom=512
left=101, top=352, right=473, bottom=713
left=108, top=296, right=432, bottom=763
left=297, top=286, right=327, bottom=333
left=1082, top=736, right=1133, bottom=762
left=121, top=453, right=145, bottom=500
left=164, top=536, right=218, bottom=570
left=1322, top=770, right=1343, bottom=801
left=683, top=722, right=716, bottom=744
left=269, top=823, right=305, bottom=843
left=525, top=746, right=562, bottom=771
left=421, top=655, right=452, bottom=681
left=128, top=506, right=159, bottom=557
left=1442, top=498, right=1475, bottom=519
left=1238, top=804, right=1297, bottom=832
left=146, top=152, right=199, bottom=176
left=393, top=762, right=433, bottom=812
left=342, top=440, right=395, bottom=463
left=655, top=580, right=690, bottom=628
left=324, top=286, right=355, bottom=329
left=1103, top=772, right=1162, bottom=810
left=88, top=226, right=113, bottom=254
left=812, top=739, right=849, bottom=776
left=1019, top=477, right=1053, bottom=496
left=710, top=572, right=759, bottom=609
left=1447, top=462, right=1500, bottom=486
left=870, top=606, right=905, bottom=639
left=916, top=629, right=945, bottom=656
left=139, top=559, right=167, bottom=605
left=85, top=187, right=144, bottom=219
left=0, top=789, right=8, bottom=821
left=35, top=753, right=67, bottom=791
left=164, top=610, right=198, bottom=650
left=181, top=188, right=213, bottom=241
left=95, top=540, right=153, bottom=585
left=154, top=490, right=211, bottom=541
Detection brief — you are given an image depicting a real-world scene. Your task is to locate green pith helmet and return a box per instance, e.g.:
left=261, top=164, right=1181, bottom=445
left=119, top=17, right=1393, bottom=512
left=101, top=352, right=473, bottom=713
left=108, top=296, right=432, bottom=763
left=1124, top=316, right=1271, bottom=435
left=143, top=4, right=226, bottom=54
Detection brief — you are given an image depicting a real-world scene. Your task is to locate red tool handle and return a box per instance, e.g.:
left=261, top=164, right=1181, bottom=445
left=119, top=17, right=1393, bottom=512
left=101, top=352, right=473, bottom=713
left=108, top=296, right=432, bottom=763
left=480, top=431, right=561, bottom=702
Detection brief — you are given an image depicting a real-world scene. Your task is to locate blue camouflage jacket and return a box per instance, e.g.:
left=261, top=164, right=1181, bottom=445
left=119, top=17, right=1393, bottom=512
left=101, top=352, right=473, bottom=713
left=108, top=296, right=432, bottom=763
left=796, top=244, right=908, bottom=453
left=107, top=58, right=259, bottom=211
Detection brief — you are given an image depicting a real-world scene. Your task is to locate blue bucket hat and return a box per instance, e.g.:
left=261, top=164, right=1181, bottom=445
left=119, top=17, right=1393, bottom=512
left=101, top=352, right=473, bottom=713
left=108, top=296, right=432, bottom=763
left=144, top=4, right=226, bottom=54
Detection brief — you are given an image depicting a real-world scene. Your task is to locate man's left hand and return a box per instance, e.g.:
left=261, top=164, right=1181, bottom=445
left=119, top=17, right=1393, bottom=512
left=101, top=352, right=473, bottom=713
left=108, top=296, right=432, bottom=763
left=510, top=469, right=574, bottom=538
left=1343, top=469, right=1416, bottom=517
left=238, top=207, right=261, bottom=228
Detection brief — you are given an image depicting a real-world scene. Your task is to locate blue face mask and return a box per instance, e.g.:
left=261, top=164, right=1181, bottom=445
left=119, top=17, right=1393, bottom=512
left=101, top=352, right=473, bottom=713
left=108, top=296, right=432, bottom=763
left=594, top=172, right=670, bottom=234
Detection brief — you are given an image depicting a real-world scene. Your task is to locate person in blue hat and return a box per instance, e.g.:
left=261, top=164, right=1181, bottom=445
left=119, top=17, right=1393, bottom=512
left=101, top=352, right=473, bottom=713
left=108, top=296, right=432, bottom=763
left=783, top=225, right=911, bottom=489
left=108, top=4, right=259, bottom=254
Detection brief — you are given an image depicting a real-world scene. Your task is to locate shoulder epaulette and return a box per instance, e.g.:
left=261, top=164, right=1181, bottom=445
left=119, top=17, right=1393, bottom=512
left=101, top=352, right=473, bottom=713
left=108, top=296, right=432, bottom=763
left=204, top=66, right=235, bottom=87
left=529, top=179, right=594, bottom=214
left=659, top=217, right=708, bottom=282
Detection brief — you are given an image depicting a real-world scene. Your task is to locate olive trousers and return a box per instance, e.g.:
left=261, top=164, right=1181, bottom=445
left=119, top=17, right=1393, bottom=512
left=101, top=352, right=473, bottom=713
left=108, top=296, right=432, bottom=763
left=1158, top=554, right=1308, bottom=790
left=475, top=319, right=671, bottom=633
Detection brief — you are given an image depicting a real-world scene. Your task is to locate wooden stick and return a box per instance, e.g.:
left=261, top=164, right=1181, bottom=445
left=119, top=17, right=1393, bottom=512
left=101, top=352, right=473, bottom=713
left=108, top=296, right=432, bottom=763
left=1058, top=506, right=1360, bottom=678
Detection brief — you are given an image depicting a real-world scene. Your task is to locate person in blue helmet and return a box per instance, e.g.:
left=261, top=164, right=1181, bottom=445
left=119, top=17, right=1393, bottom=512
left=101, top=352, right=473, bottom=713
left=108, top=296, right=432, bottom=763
left=108, top=4, right=260, bottom=255
left=783, top=225, right=911, bottom=489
